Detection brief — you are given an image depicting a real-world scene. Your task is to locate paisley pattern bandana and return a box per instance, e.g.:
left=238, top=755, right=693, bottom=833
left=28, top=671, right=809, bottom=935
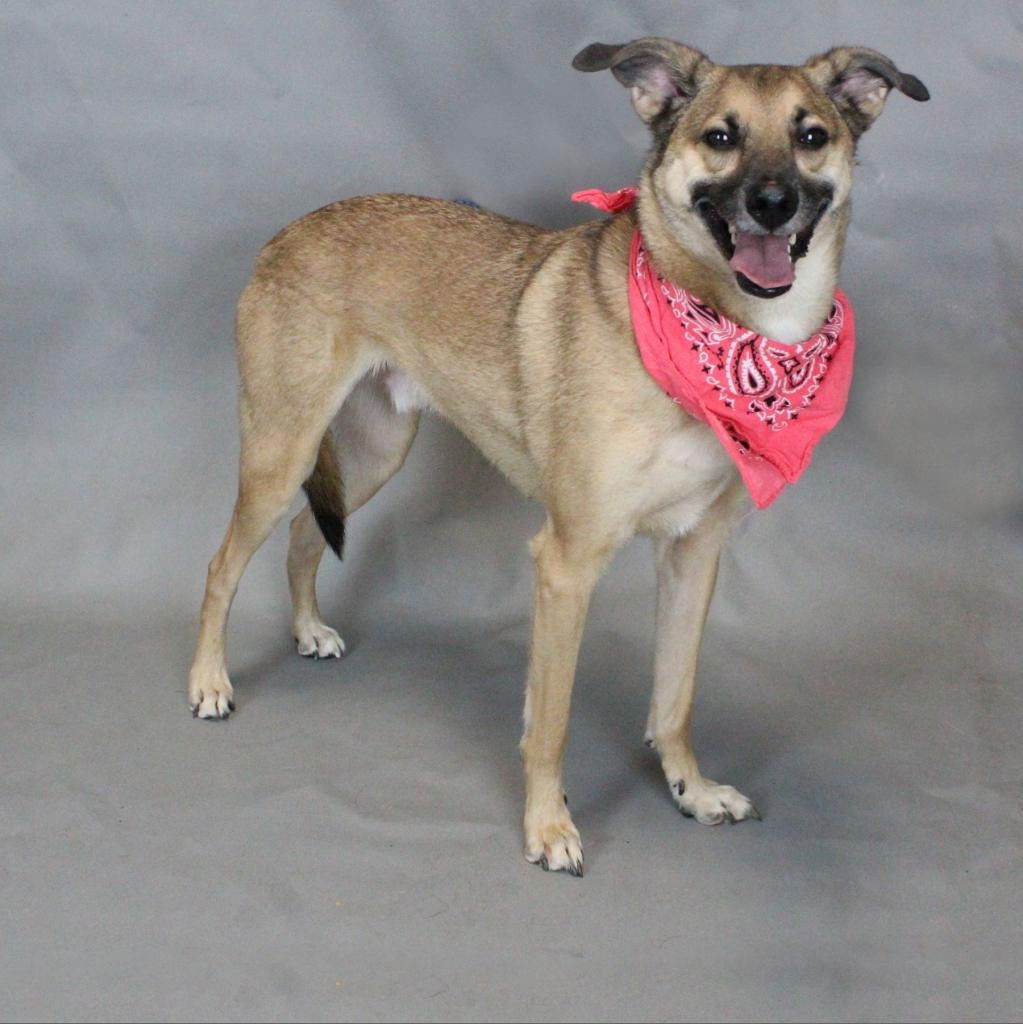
left=572, top=188, right=855, bottom=510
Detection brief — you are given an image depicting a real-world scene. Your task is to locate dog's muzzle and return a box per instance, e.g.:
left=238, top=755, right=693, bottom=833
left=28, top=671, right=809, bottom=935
left=695, top=183, right=831, bottom=300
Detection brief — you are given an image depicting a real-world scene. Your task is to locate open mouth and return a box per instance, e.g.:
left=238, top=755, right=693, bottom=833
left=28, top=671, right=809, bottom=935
left=695, top=198, right=828, bottom=300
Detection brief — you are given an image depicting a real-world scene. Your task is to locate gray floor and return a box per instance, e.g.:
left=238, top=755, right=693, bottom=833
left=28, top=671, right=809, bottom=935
left=4, top=564, right=1021, bottom=1022
left=2, top=2, right=1021, bottom=1021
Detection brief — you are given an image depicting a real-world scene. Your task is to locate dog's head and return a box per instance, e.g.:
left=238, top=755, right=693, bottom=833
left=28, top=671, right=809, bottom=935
left=574, top=39, right=929, bottom=300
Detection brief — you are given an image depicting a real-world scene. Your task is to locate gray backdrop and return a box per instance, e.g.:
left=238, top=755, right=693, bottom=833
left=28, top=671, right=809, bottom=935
left=2, top=2, right=1021, bottom=1021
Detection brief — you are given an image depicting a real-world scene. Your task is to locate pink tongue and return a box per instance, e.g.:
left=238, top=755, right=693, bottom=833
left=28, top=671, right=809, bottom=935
left=729, top=231, right=794, bottom=289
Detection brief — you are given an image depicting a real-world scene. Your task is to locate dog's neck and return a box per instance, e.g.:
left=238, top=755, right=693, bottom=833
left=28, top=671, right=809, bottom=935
left=635, top=175, right=849, bottom=345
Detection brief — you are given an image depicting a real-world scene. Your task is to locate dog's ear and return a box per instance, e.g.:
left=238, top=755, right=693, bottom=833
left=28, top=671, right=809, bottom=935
left=804, top=46, right=930, bottom=136
left=572, top=38, right=712, bottom=125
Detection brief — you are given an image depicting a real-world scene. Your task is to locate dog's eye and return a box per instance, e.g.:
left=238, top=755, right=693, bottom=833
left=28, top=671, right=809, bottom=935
left=797, top=127, right=829, bottom=150
left=703, top=129, right=737, bottom=151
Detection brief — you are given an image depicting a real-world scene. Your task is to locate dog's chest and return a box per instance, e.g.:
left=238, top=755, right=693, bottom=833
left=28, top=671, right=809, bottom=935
left=636, top=417, right=739, bottom=536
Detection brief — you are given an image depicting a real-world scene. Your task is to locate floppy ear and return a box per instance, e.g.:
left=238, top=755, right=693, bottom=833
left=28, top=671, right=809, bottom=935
left=572, top=37, right=712, bottom=125
left=804, top=46, right=930, bottom=136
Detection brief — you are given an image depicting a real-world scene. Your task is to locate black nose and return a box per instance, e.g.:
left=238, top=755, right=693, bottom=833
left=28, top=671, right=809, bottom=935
left=746, top=180, right=799, bottom=231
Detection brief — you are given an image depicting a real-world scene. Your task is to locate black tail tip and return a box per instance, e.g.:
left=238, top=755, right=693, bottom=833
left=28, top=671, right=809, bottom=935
left=315, top=509, right=345, bottom=560
left=302, top=483, right=345, bottom=560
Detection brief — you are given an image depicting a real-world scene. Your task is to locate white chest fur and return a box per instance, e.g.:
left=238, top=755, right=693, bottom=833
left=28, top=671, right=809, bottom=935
left=636, top=416, right=740, bottom=537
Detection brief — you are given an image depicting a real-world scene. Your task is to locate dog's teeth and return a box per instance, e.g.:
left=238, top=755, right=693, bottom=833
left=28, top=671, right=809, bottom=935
left=729, top=225, right=736, bottom=243
left=788, top=233, right=797, bottom=245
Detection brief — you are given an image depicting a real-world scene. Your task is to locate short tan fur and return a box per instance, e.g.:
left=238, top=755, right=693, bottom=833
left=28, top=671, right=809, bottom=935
left=188, top=39, right=928, bottom=875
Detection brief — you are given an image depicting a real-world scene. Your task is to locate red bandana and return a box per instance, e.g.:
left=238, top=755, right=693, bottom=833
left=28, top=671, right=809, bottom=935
left=572, top=187, right=856, bottom=509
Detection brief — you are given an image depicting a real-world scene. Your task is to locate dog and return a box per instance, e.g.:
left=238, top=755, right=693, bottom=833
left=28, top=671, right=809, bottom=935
left=187, top=39, right=928, bottom=875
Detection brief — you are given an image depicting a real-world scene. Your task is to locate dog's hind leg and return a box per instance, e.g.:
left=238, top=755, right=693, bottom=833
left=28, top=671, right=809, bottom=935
left=287, top=368, right=421, bottom=658
left=287, top=505, right=343, bottom=659
left=187, top=286, right=371, bottom=719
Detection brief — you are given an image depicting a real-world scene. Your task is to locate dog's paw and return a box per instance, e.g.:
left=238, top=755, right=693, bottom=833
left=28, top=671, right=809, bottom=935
left=672, top=778, right=760, bottom=825
left=294, top=621, right=346, bottom=660
left=188, top=668, right=235, bottom=720
left=524, top=814, right=584, bottom=877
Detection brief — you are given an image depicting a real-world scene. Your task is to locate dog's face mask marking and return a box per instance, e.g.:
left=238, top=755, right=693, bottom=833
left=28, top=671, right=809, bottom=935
left=574, top=40, right=929, bottom=300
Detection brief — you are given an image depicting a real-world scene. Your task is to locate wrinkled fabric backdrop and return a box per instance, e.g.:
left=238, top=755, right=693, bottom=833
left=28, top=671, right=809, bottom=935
left=2, top=2, right=1021, bottom=1021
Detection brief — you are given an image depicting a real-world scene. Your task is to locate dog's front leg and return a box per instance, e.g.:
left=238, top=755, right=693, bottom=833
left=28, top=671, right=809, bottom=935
left=647, top=489, right=760, bottom=825
left=520, top=519, right=614, bottom=876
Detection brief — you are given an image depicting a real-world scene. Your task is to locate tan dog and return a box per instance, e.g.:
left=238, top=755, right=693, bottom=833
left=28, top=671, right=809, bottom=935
left=188, top=39, right=928, bottom=875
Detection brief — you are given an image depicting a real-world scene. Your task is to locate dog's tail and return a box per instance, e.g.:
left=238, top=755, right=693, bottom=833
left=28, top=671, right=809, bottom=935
left=302, top=431, right=345, bottom=559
